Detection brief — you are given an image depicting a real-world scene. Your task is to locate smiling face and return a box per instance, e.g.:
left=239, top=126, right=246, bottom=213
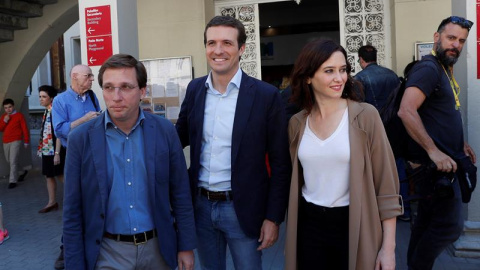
left=205, top=25, right=245, bottom=79
left=102, top=67, right=146, bottom=129
left=39, top=90, right=53, bottom=107
left=307, top=51, right=348, bottom=101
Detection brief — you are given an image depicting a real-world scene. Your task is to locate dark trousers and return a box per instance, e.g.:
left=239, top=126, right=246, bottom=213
left=297, top=196, right=348, bottom=270
left=407, top=179, right=463, bottom=270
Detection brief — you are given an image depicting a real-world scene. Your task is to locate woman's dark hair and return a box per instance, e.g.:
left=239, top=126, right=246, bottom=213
left=38, top=85, right=58, bottom=98
left=290, top=39, right=362, bottom=114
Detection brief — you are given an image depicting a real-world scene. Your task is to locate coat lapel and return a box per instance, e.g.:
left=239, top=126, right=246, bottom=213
left=88, top=117, right=109, bottom=212
left=194, top=81, right=208, bottom=167
left=346, top=99, right=366, bottom=269
left=142, top=114, right=156, bottom=208
left=231, top=73, right=255, bottom=166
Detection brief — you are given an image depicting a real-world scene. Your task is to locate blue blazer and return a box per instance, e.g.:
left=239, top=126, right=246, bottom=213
left=63, top=112, right=196, bottom=270
left=176, top=72, right=291, bottom=238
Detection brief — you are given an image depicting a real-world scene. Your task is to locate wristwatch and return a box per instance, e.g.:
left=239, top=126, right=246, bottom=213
left=54, top=152, right=60, bottom=155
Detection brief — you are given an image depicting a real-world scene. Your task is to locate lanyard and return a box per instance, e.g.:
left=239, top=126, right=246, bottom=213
left=431, top=50, right=461, bottom=110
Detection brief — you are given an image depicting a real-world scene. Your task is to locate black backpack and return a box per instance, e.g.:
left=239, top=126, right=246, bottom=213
left=379, top=77, right=409, bottom=159
left=379, top=56, right=441, bottom=159
left=86, top=89, right=100, bottom=112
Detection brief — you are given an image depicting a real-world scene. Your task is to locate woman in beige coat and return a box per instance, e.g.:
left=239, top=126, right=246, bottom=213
left=284, top=40, right=402, bottom=270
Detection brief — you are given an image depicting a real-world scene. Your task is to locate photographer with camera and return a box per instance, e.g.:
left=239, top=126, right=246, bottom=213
left=398, top=16, right=477, bottom=270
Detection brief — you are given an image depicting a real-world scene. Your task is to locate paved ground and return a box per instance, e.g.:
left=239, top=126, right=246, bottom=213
left=0, top=133, right=479, bottom=269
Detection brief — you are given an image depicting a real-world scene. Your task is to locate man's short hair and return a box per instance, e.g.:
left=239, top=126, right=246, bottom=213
left=437, top=16, right=473, bottom=33
left=203, top=15, right=247, bottom=49
left=2, top=98, right=14, bottom=106
left=358, top=45, right=377, bottom=63
left=98, top=54, right=147, bottom=89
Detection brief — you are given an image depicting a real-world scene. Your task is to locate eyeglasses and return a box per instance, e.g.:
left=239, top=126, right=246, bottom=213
left=102, top=84, right=139, bottom=93
left=438, top=16, right=473, bottom=31
left=79, top=73, right=95, bottom=78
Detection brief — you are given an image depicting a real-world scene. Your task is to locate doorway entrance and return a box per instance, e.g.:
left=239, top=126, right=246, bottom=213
left=214, top=0, right=391, bottom=83
left=259, top=0, right=340, bottom=88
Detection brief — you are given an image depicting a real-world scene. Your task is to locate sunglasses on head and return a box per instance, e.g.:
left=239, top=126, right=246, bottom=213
left=438, top=16, right=474, bottom=31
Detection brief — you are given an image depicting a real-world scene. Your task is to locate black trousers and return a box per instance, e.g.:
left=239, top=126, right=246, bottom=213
left=297, top=196, right=349, bottom=270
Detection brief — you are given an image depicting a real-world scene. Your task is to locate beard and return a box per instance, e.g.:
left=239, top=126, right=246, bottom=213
left=435, top=39, right=461, bottom=67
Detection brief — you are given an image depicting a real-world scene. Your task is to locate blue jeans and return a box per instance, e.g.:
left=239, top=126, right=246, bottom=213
left=195, top=194, right=262, bottom=270
left=407, top=177, right=463, bottom=270
left=397, top=158, right=411, bottom=216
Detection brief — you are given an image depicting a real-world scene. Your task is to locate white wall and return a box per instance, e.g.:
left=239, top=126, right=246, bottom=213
left=27, top=53, right=52, bottom=111
left=464, top=0, right=480, bottom=221
left=393, top=0, right=451, bottom=74
left=137, top=0, right=214, bottom=78
left=63, top=21, right=81, bottom=88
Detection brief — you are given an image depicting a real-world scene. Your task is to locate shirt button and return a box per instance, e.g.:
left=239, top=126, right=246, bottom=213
left=126, top=137, right=129, bottom=140
left=133, top=228, right=137, bottom=232
left=128, top=182, right=132, bottom=186
left=127, top=159, right=131, bottom=162
left=130, top=205, right=133, bottom=209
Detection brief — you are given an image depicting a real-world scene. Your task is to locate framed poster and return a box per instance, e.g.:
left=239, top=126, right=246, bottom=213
left=415, top=42, right=434, bottom=60
left=141, top=56, right=193, bottom=123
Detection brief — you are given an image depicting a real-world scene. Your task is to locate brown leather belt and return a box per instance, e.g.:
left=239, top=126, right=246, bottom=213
left=104, top=229, right=156, bottom=245
left=200, top=187, right=233, bottom=201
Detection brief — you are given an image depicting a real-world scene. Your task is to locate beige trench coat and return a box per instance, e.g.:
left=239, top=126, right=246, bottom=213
left=284, top=100, right=403, bottom=270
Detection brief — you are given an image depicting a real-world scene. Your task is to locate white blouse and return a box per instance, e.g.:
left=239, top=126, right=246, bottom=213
left=298, top=109, right=350, bottom=207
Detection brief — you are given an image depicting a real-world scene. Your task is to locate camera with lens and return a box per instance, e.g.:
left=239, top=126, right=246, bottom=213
left=427, top=163, right=455, bottom=199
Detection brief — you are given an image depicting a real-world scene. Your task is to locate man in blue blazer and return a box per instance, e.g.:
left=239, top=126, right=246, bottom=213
left=176, top=16, right=291, bottom=270
left=63, top=54, right=196, bottom=270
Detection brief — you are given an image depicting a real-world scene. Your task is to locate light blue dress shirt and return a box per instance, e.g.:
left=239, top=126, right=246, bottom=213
left=198, top=68, right=242, bottom=191
left=52, top=87, right=100, bottom=147
left=104, top=109, right=154, bottom=235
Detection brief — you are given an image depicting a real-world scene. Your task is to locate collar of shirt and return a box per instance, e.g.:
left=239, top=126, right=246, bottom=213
left=66, top=87, right=88, bottom=101
left=10, top=110, right=17, bottom=115
left=104, top=108, right=145, bottom=134
left=205, top=68, right=243, bottom=95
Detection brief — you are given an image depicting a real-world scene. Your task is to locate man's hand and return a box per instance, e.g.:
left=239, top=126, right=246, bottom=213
left=464, top=142, right=476, bottom=164
left=4, top=114, right=9, bottom=122
left=257, top=219, right=279, bottom=250
left=23, top=143, right=29, bottom=149
left=82, top=111, right=100, bottom=122
left=428, top=148, right=457, bottom=173
left=71, top=111, right=100, bottom=129
left=177, top=250, right=194, bottom=270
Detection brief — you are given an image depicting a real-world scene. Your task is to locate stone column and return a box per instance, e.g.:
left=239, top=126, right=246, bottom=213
left=453, top=0, right=480, bottom=258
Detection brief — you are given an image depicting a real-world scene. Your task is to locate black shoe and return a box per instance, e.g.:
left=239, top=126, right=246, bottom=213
left=17, top=170, right=28, bottom=182
left=7, top=183, right=16, bottom=189
left=54, top=249, right=64, bottom=270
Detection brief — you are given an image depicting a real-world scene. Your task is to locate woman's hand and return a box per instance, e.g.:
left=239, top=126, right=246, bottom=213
left=375, top=246, right=395, bottom=270
left=376, top=217, right=396, bottom=270
left=54, top=153, right=60, bottom=165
